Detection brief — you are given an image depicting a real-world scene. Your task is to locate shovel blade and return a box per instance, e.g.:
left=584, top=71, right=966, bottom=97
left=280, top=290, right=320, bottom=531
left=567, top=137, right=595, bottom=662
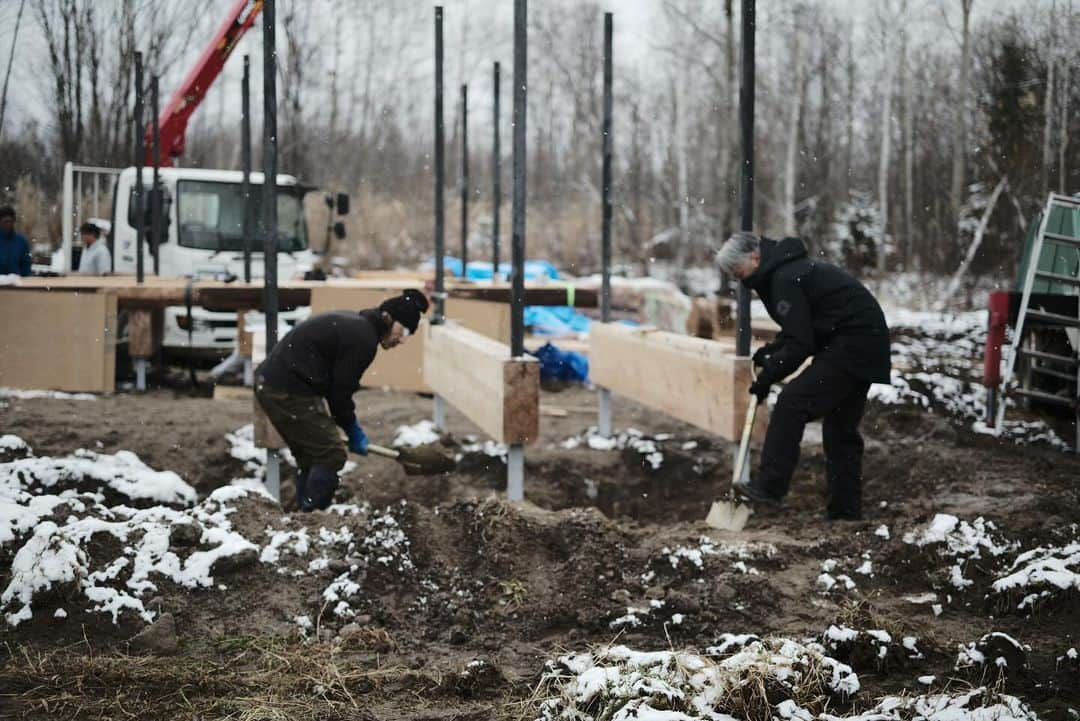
left=395, top=445, right=456, bottom=475
left=705, top=500, right=751, bottom=532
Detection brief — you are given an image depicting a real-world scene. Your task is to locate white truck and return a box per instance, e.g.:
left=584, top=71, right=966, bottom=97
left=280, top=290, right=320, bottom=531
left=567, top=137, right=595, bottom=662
left=60, top=162, right=338, bottom=358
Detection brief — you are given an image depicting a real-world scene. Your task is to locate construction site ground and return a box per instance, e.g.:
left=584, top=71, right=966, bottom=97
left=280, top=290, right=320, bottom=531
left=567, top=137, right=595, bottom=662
left=2, top=317, right=1079, bottom=720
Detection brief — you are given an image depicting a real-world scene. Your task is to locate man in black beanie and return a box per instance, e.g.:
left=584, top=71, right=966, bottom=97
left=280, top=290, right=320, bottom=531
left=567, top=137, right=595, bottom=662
left=255, top=289, right=430, bottom=511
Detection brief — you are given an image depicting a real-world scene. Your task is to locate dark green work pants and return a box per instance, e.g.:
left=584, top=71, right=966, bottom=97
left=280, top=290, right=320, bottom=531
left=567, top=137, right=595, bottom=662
left=254, top=378, right=348, bottom=474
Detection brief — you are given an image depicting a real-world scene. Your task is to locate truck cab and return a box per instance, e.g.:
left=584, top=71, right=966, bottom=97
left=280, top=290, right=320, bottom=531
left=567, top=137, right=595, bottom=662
left=106, top=166, right=318, bottom=355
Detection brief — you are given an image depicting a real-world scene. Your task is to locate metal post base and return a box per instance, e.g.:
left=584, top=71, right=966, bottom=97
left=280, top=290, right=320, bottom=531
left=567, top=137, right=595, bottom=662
left=598, top=387, right=613, bottom=437
left=507, top=444, right=524, bottom=501
left=433, top=394, right=447, bottom=429
left=134, top=358, right=148, bottom=391
left=265, top=449, right=281, bottom=503
left=243, top=358, right=254, bottom=387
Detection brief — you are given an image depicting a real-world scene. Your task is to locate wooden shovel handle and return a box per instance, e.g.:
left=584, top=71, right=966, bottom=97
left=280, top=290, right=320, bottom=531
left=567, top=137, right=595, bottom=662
left=366, top=443, right=400, bottom=460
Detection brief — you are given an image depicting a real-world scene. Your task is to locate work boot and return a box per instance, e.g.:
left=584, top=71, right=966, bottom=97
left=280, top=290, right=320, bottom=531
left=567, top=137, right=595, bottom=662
left=295, top=468, right=310, bottom=511
left=732, top=479, right=782, bottom=508
left=301, top=465, right=339, bottom=511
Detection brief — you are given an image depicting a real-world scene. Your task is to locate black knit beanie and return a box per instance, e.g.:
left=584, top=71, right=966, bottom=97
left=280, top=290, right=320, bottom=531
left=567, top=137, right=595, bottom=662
left=378, top=289, right=430, bottom=333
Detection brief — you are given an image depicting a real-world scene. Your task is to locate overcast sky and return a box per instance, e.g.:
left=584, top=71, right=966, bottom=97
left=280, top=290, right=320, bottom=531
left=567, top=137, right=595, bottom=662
left=0, top=0, right=1057, bottom=139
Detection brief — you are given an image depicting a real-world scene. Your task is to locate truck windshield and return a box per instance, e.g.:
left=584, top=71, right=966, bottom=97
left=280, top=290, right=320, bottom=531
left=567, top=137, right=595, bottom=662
left=176, top=180, right=308, bottom=252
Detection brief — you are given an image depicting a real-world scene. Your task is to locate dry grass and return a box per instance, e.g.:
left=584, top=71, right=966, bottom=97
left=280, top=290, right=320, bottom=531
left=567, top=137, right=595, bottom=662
left=0, top=634, right=521, bottom=721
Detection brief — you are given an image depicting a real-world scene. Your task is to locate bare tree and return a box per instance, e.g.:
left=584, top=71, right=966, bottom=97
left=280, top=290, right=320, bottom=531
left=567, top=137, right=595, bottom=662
left=0, top=0, right=27, bottom=141
left=1042, top=0, right=1056, bottom=196
left=783, top=5, right=806, bottom=236
left=949, top=0, right=974, bottom=215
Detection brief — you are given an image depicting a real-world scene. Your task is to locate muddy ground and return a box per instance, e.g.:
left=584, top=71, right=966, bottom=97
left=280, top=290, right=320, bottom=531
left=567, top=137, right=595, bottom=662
left=2, top=373, right=1080, bottom=720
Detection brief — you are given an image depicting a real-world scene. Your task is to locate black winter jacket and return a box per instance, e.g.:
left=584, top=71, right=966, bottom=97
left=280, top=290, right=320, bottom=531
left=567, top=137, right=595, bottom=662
left=742, top=237, right=891, bottom=386
left=257, top=309, right=385, bottom=428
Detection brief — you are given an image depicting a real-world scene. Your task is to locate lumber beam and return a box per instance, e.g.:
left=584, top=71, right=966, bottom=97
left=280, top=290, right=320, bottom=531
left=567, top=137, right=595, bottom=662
left=589, top=322, right=766, bottom=442
left=423, top=323, right=539, bottom=444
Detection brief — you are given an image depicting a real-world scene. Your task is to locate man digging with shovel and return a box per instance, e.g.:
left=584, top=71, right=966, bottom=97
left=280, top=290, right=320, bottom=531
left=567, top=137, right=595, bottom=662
left=716, top=232, right=891, bottom=521
left=256, top=289, right=452, bottom=511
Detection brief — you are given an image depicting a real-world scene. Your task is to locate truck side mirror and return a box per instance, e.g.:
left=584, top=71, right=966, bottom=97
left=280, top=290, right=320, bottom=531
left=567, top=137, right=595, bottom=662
left=333, top=221, right=346, bottom=240
left=336, top=192, right=350, bottom=215
left=324, top=193, right=334, bottom=209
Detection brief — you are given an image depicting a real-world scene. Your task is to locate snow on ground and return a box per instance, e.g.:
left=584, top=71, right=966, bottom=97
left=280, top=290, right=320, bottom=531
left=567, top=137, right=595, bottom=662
left=534, top=638, right=1039, bottom=721
left=904, top=514, right=1017, bottom=591
left=560, top=427, right=667, bottom=470
left=0, top=433, right=417, bottom=630
left=0, top=387, right=97, bottom=401
left=392, top=420, right=441, bottom=448
left=871, top=310, right=1069, bottom=450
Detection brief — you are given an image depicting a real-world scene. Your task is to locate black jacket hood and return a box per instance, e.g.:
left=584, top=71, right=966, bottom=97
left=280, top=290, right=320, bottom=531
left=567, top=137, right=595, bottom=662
left=742, top=236, right=808, bottom=289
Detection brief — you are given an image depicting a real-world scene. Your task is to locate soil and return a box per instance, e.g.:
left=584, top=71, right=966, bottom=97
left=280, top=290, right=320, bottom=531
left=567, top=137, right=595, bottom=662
left=2, top=379, right=1079, bottom=720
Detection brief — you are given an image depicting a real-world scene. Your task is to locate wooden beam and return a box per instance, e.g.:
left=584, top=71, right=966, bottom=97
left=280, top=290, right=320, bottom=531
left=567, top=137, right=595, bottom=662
left=423, top=323, right=539, bottom=444
left=128, top=309, right=154, bottom=358
left=589, top=323, right=766, bottom=442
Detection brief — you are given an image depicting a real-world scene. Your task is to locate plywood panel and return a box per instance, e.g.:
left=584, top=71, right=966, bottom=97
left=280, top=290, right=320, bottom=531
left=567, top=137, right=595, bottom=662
left=423, top=323, right=539, bottom=444
left=589, top=323, right=765, bottom=442
left=0, top=289, right=116, bottom=393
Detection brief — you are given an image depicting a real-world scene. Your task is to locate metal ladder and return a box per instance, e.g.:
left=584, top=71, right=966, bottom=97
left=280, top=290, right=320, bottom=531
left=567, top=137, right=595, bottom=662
left=996, top=193, right=1080, bottom=451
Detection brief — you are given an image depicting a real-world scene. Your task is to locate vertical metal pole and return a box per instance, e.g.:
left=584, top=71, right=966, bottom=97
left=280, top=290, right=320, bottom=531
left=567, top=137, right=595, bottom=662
left=242, top=54, right=253, bottom=284
left=492, top=61, right=501, bottom=281
left=461, top=83, right=469, bottom=279
left=508, top=0, right=528, bottom=502
left=736, top=0, right=755, bottom=358
left=433, top=6, right=447, bottom=428
left=598, top=12, right=614, bottom=438
left=62, top=162, right=73, bottom=272
left=262, top=0, right=279, bottom=350
left=434, top=6, right=446, bottom=323
left=151, top=75, right=162, bottom=277
left=134, top=51, right=145, bottom=284
left=262, top=0, right=280, bottom=501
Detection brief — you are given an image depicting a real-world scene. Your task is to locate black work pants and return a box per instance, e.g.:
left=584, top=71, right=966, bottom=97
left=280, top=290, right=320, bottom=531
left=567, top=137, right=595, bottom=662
left=756, top=359, right=870, bottom=516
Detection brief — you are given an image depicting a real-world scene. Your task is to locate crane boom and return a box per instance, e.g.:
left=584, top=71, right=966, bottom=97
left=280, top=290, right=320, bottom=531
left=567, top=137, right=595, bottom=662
left=146, top=0, right=262, bottom=166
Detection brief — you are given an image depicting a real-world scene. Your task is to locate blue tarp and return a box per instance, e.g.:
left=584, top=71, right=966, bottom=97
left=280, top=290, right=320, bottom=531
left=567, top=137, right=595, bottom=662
left=421, top=256, right=560, bottom=281
left=524, top=305, right=592, bottom=336
left=530, top=342, right=589, bottom=383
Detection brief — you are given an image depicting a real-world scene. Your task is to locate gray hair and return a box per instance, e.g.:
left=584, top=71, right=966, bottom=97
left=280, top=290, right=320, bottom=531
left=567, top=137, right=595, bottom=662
left=715, top=231, right=760, bottom=275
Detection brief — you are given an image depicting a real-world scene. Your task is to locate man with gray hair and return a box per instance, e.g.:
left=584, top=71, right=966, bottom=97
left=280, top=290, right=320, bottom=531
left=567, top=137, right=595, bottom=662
left=717, top=231, right=890, bottom=520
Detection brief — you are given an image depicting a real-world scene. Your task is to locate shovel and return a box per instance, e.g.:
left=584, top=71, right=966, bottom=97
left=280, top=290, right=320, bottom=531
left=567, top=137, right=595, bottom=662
left=367, top=443, right=456, bottom=476
left=705, top=396, right=759, bottom=532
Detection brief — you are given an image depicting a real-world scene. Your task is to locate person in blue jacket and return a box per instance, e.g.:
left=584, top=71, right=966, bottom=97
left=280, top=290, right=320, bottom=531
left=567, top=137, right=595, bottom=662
left=0, top=206, right=32, bottom=276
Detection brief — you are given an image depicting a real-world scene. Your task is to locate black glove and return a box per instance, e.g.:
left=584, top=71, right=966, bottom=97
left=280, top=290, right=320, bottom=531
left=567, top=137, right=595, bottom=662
left=751, top=346, right=771, bottom=368
left=748, top=378, right=771, bottom=404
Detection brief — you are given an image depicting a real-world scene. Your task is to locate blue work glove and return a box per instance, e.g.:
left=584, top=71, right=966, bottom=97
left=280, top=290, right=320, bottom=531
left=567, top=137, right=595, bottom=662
left=346, top=420, right=369, bottom=455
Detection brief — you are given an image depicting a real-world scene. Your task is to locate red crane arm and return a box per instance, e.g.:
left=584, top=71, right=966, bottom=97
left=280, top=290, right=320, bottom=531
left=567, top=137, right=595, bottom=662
left=146, top=0, right=263, bottom=166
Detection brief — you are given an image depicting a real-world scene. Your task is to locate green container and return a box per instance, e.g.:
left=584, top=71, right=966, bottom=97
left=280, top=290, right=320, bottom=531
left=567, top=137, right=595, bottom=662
left=1016, top=202, right=1080, bottom=293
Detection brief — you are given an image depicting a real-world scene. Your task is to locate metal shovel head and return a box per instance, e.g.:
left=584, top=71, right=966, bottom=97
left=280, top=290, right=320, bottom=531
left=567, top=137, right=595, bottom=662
left=705, top=499, right=752, bottom=532
left=394, top=445, right=456, bottom=476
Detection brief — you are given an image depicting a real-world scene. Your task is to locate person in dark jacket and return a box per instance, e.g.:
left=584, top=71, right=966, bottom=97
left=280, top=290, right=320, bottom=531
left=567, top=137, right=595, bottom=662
left=255, top=289, right=430, bottom=511
left=0, top=206, right=32, bottom=276
left=716, top=232, right=891, bottom=520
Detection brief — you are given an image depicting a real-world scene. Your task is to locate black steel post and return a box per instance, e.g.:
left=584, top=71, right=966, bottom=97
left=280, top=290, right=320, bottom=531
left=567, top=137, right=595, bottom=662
left=460, top=83, right=469, bottom=279
left=736, top=0, right=755, bottom=357
left=134, top=51, right=145, bottom=284
left=510, top=0, right=527, bottom=357
left=492, top=61, right=501, bottom=281
left=151, top=74, right=161, bottom=277
left=434, top=6, right=446, bottom=323
left=242, top=54, right=253, bottom=284
left=262, top=0, right=279, bottom=349
left=601, top=13, right=613, bottom=323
